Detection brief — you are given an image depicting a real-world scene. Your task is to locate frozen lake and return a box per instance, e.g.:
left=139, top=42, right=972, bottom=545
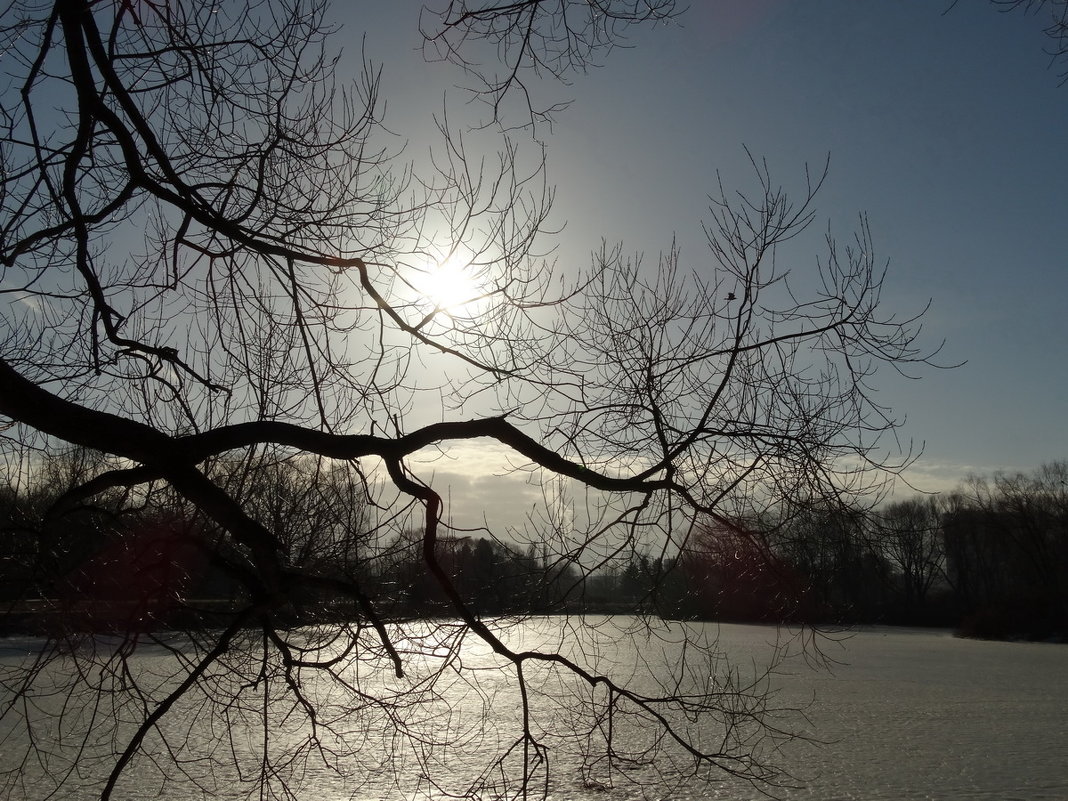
left=724, top=625, right=1068, bottom=800
left=1, top=619, right=1066, bottom=800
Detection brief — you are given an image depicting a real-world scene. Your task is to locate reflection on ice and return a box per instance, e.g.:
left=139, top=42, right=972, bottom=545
left=1, top=619, right=1066, bottom=800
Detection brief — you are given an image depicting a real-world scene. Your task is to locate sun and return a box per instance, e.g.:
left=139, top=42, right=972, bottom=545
left=416, top=250, right=484, bottom=318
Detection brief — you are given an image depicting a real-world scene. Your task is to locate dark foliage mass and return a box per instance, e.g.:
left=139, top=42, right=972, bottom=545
left=3, top=455, right=1064, bottom=640
left=610, top=461, right=1067, bottom=639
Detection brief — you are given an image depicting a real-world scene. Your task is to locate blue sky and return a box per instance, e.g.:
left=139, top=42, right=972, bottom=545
left=339, top=1, right=1067, bottom=512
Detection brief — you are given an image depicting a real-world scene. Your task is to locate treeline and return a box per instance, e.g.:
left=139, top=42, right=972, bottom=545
left=1, top=447, right=1065, bottom=640
left=604, top=462, right=1067, bottom=640
left=0, top=448, right=370, bottom=632
left=0, top=446, right=579, bottom=633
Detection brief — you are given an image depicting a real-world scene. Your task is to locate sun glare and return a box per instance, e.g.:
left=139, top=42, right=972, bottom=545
left=417, top=251, right=484, bottom=317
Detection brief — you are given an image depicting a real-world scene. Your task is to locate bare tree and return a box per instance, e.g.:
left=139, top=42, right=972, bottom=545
left=876, top=497, right=947, bottom=621
left=991, top=0, right=1068, bottom=83
left=942, top=463, right=1068, bottom=637
left=768, top=497, right=887, bottom=622
left=421, top=0, right=682, bottom=125
left=0, top=1, right=942, bottom=799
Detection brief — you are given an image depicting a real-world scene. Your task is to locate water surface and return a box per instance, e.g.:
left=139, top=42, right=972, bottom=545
left=1, top=620, right=1065, bottom=800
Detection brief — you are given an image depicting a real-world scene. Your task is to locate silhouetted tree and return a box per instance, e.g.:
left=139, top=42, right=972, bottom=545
left=0, top=446, right=127, bottom=605
left=876, top=497, right=948, bottom=623
left=0, top=2, right=942, bottom=799
left=943, top=464, right=1068, bottom=638
left=772, top=501, right=889, bottom=622
left=678, top=519, right=808, bottom=623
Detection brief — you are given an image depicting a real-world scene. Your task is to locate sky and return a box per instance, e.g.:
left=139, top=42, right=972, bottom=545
left=330, top=1, right=1068, bottom=527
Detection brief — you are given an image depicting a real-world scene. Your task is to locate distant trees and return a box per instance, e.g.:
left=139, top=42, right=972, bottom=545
left=0, top=444, right=372, bottom=631
left=369, top=527, right=575, bottom=616
left=0, top=445, right=585, bottom=632
left=561, top=461, right=1067, bottom=638
left=876, top=497, right=946, bottom=622
left=667, top=519, right=802, bottom=623
left=942, top=463, right=1068, bottom=638
left=769, top=502, right=882, bottom=622
left=0, top=446, right=130, bottom=613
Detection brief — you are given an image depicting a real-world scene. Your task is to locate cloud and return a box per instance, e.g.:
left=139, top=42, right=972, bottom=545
left=892, top=456, right=1038, bottom=498
left=363, top=440, right=551, bottom=535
